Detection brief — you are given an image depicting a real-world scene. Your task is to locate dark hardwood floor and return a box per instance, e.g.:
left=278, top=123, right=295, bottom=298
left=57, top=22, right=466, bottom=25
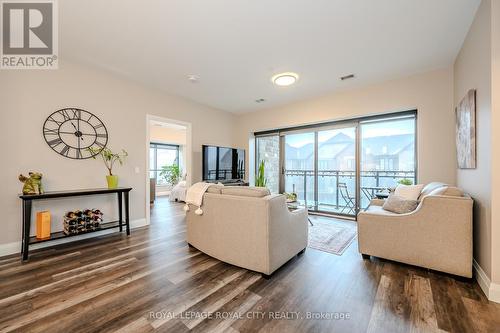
left=1, top=196, right=499, bottom=333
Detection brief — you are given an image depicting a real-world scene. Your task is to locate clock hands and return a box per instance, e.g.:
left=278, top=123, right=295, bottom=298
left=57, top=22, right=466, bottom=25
left=69, top=122, right=84, bottom=141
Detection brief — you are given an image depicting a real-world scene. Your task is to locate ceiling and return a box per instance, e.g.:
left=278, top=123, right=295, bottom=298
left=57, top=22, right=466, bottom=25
left=60, top=0, right=480, bottom=113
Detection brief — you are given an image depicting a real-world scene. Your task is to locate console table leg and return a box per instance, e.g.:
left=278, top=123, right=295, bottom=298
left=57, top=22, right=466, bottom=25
left=124, top=192, right=130, bottom=236
left=22, top=200, right=32, bottom=261
left=118, top=192, right=123, bottom=232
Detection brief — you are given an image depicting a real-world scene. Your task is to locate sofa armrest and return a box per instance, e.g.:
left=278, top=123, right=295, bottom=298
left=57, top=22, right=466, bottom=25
left=358, top=194, right=473, bottom=277
left=265, top=195, right=309, bottom=273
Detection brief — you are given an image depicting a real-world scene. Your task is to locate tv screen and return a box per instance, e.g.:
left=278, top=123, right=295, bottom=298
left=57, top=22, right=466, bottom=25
left=202, top=145, right=245, bottom=181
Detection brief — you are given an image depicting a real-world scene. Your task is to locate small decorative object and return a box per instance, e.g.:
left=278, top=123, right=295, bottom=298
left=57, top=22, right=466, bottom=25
left=43, top=108, right=108, bottom=159
left=397, top=178, right=413, bottom=186
left=456, top=89, right=476, bottom=169
left=285, top=192, right=298, bottom=203
left=160, top=164, right=181, bottom=186
left=63, top=209, right=103, bottom=235
left=88, top=147, right=128, bottom=189
left=18, top=172, right=44, bottom=195
left=255, top=160, right=267, bottom=187
left=36, top=211, right=51, bottom=239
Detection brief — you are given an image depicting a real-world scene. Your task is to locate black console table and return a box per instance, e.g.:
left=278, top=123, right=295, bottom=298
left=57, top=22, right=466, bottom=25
left=19, top=187, right=132, bottom=261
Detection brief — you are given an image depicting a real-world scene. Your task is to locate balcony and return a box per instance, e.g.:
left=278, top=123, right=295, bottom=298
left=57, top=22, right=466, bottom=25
left=283, top=169, right=415, bottom=215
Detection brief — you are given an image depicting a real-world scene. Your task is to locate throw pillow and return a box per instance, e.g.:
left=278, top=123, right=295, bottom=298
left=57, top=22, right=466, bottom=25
left=428, top=186, right=463, bottom=197
left=394, top=184, right=424, bottom=200
left=382, top=194, right=419, bottom=214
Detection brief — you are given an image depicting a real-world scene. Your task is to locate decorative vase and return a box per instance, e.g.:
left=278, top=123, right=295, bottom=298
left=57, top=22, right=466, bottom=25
left=106, top=175, right=119, bottom=189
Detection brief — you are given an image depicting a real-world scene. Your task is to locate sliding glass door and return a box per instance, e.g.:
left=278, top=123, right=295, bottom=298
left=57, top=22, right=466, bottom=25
left=283, top=132, right=316, bottom=208
left=359, top=117, right=416, bottom=209
left=255, top=112, right=417, bottom=219
left=317, top=126, right=357, bottom=215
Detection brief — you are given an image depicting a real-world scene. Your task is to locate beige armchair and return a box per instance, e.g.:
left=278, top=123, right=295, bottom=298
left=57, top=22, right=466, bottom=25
left=186, top=187, right=309, bottom=276
left=357, top=184, right=473, bottom=278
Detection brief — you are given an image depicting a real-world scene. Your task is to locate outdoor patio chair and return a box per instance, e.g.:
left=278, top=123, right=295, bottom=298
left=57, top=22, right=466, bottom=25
left=338, top=182, right=355, bottom=214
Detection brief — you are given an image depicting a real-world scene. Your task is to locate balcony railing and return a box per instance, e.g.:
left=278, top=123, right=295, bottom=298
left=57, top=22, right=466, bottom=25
left=284, top=169, right=415, bottom=213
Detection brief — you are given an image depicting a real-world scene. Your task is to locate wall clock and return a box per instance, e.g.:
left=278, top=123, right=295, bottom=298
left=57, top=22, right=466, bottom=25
left=43, top=108, right=108, bottom=159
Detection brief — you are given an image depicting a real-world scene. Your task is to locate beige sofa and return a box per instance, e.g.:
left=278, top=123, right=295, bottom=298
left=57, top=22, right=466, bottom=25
left=358, top=182, right=473, bottom=278
left=186, top=186, right=309, bottom=276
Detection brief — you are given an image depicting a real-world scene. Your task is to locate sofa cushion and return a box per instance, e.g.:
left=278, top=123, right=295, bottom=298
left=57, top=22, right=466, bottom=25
left=382, top=194, right=419, bottom=214
left=206, top=185, right=223, bottom=194
left=428, top=186, right=463, bottom=197
left=394, top=184, right=424, bottom=200
left=419, top=182, right=447, bottom=199
left=221, top=186, right=270, bottom=198
left=364, top=204, right=400, bottom=216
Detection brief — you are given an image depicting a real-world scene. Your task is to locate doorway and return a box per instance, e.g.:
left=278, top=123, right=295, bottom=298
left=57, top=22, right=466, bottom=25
left=145, top=115, right=192, bottom=226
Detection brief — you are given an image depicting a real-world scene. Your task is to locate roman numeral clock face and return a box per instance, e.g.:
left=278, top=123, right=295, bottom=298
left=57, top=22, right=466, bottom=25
left=43, top=108, right=108, bottom=159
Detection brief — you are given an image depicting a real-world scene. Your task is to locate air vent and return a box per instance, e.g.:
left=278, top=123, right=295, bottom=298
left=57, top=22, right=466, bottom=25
left=340, top=74, right=355, bottom=81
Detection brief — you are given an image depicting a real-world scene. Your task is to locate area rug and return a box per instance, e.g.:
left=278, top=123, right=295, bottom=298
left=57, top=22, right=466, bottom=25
left=307, top=217, right=357, bottom=255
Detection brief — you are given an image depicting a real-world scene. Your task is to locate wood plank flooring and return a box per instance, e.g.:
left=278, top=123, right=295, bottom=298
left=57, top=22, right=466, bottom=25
left=1, top=197, right=499, bottom=333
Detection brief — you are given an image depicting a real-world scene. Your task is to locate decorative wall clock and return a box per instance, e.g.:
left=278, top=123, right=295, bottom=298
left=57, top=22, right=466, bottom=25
left=43, top=108, right=108, bottom=159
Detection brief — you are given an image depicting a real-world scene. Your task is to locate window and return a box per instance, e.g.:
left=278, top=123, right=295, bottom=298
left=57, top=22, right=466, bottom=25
left=254, top=111, right=417, bottom=216
left=149, top=143, right=179, bottom=185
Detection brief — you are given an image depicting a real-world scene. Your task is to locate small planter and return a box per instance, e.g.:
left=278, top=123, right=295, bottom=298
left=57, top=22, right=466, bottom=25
left=106, top=175, right=119, bottom=189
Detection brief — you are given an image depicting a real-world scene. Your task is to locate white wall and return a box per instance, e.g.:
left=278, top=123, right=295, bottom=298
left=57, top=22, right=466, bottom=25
left=454, top=0, right=492, bottom=282
left=490, top=0, right=500, bottom=287
left=0, top=61, right=235, bottom=254
left=235, top=67, right=456, bottom=186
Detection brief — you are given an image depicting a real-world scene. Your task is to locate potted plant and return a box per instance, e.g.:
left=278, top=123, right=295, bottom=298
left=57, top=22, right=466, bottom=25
left=397, top=178, right=413, bottom=186
left=88, top=147, right=128, bottom=189
left=159, top=164, right=181, bottom=186
left=255, top=160, right=267, bottom=187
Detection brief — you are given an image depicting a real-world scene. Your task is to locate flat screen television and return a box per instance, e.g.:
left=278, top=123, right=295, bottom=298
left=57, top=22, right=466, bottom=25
left=202, top=145, right=245, bottom=182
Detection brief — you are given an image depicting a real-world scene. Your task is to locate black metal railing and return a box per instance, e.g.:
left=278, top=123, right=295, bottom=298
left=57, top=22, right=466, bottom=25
left=206, top=169, right=245, bottom=180
left=284, top=169, right=415, bottom=212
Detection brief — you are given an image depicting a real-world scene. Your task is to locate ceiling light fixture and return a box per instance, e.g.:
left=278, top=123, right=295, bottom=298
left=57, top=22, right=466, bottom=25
left=187, top=75, right=199, bottom=83
left=271, top=72, right=299, bottom=86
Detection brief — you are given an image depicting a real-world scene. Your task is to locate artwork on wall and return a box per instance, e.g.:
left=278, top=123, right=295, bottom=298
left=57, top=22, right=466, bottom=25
left=455, top=89, right=476, bottom=169
left=43, top=108, right=108, bottom=160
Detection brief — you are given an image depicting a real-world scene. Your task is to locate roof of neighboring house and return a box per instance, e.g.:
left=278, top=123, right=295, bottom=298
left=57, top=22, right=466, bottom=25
left=286, top=133, right=414, bottom=161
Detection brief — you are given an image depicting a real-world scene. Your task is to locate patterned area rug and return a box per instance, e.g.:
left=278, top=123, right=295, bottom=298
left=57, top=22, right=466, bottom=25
left=308, top=217, right=357, bottom=255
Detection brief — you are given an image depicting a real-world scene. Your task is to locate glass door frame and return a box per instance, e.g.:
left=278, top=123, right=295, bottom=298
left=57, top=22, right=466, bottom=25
left=255, top=110, right=417, bottom=219
left=278, top=123, right=360, bottom=217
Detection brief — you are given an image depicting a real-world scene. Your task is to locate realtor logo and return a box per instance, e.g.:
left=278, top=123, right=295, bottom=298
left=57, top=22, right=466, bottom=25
left=1, top=0, right=58, bottom=69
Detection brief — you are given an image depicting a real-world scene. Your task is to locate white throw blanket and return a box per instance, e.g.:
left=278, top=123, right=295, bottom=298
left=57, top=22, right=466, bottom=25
left=183, top=182, right=216, bottom=215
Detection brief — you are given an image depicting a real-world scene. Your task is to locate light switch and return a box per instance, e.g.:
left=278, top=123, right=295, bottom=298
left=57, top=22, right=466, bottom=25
left=134, top=167, right=140, bottom=174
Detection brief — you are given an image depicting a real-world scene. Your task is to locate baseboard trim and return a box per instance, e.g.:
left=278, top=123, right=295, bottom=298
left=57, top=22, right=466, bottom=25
left=473, top=259, right=500, bottom=303
left=0, top=218, right=149, bottom=258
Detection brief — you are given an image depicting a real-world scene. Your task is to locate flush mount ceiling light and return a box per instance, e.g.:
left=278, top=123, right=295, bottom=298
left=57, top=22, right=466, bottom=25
left=271, top=72, right=299, bottom=86
left=187, top=75, right=199, bottom=83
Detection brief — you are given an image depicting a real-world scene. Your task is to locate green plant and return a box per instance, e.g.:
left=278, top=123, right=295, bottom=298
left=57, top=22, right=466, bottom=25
left=284, top=192, right=297, bottom=202
left=255, top=160, right=267, bottom=187
left=397, top=178, right=413, bottom=186
left=160, top=164, right=181, bottom=186
left=88, top=147, right=128, bottom=176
